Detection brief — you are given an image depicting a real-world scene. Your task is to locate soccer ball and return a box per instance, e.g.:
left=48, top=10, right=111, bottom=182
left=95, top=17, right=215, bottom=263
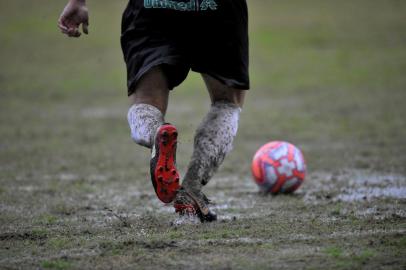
left=251, top=141, right=306, bottom=194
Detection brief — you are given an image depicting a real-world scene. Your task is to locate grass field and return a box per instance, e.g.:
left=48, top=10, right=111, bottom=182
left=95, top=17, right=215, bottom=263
left=1, top=0, right=406, bottom=269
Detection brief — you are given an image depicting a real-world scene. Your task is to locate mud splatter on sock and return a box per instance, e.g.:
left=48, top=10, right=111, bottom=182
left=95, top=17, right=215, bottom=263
left=182, top=101, right=241, bottom=192
left=127, top=103, right=164, bottom=148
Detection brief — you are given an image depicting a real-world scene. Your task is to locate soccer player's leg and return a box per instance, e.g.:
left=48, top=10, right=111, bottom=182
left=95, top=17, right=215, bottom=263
left=127, top=66, right=180, bottom=203
left=174, top=75, right=246, bottom=222
left=127, top=67, right=168, bottom=147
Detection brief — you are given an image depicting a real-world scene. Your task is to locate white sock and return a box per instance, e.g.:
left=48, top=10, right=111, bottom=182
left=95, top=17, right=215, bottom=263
left=182, top=101, right=241, bottom=192
left=127, top=103, right=164, bottom=148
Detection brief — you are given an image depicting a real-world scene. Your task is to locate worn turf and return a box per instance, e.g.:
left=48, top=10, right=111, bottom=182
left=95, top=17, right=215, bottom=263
left=0, top=0, right=405, bottom=269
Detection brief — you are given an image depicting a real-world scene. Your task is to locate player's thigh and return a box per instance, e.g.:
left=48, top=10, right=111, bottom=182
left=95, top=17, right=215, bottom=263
left=129, top=66, right=170, bottom=114
left=202, top=74, right=246, bottom=108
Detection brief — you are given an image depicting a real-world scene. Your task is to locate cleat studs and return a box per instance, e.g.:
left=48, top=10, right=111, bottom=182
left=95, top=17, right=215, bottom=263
left=159, top=166, right=164, bottom=172
left=158, top=176, right=163, bottom=182
left=175, top=177, right=180, bottom=183
left=172, top=169, right=177, bottom=175
left=173, top=132, right=178, bottom=138
left=162, top=131, right=168, bottom=137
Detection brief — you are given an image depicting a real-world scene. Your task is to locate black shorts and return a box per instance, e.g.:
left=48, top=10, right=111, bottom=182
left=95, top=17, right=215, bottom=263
left=121, top=0, right=249, bottom=95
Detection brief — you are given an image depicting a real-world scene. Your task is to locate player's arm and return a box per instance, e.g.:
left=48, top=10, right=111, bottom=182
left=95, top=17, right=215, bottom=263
left=58, top=0, right=89, bottom=38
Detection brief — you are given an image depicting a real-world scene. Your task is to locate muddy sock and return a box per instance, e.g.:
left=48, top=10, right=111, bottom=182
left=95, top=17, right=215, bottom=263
left=127, top=103, right=164, bottom=148
left=182, top=101, right=241, bottom=192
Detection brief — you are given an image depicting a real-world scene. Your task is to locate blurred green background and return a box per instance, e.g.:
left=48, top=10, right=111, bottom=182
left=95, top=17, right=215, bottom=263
left=1, top=0, right=405, bottom=177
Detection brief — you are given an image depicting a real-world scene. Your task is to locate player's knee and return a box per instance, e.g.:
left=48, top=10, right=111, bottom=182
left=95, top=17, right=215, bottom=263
left=228, top=90, right=246, bottom=108
left=209, top=86, right=247, bottom=108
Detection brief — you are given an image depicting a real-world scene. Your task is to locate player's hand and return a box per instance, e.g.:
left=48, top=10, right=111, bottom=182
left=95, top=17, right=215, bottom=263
left=58, top=0, right=89, bottom=38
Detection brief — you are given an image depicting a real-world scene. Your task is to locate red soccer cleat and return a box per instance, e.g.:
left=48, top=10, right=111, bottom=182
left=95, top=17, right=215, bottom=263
left=150, top=124, right=180, bottom=203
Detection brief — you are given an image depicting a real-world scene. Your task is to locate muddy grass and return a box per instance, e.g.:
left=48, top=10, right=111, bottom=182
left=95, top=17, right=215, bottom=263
left=1, top=0, right=406, bottom=269
left=1, top=170, right=405, bottom=269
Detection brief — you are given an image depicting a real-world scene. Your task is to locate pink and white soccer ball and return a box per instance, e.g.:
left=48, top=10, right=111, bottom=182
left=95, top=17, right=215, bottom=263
left=251, top=141, right=306, bottom=194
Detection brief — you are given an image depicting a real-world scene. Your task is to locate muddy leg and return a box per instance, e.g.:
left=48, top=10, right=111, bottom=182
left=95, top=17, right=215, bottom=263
left=127, top=67, right=169, bottom=148
left=182, top=74, right=246, bottom=192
